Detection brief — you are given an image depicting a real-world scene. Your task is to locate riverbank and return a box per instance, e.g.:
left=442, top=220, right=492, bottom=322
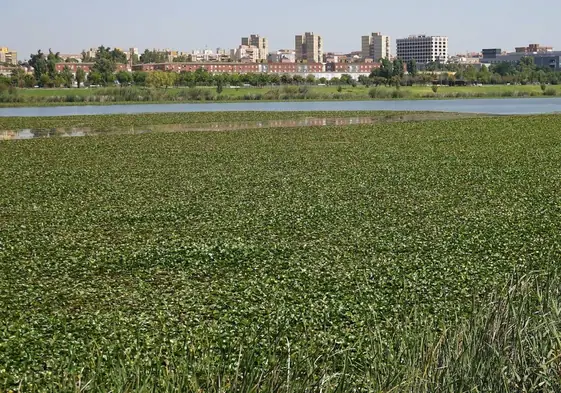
left=1, top=84, right=560, bottom=107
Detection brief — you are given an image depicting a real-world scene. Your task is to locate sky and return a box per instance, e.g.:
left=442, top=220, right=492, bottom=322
left=6, top=0, right=561, bottom=60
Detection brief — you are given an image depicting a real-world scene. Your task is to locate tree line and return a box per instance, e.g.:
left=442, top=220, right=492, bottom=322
left=3, top=50, right=561, bottom=90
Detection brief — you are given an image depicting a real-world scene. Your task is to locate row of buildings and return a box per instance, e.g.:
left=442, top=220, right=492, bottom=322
left=52, top=60, right=380, bottom=81
left=480, top=44, right=561, bottom=70
left=19, top=32, right=448, bottom=67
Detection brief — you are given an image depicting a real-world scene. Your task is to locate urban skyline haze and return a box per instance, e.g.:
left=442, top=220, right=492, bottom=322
left=6, top=0, right=561, bottom=60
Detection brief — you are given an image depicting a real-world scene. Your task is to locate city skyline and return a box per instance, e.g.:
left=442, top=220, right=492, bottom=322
left=5, top=0, right=561, bottom=61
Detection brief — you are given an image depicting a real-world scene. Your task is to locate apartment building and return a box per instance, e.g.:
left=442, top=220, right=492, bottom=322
left=361, top=33, right=390, bottom=60
left=0, top=47, right=17, bottom=65
left=268, top=49, right=296, bottom=63
left=241, top=35, right=268, bottom=62
left=396, top=35, right=448, bottom=64
left=231, top=45, right=260, bottom=63
left=295, top=32, right=323, bottom=63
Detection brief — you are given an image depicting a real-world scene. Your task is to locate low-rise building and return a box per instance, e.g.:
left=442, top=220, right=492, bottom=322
left=325, top=62, right=380, bottom=73
left=515, top=44, right=553, bottom=54
left=54, top=63, right=130, bottom=75
left=481, top=48, right=561, bottom=71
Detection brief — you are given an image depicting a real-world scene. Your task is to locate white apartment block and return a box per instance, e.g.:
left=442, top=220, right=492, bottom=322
left=361, top=33, right=390, bottom=60
left=396, top=35, right=448, bottom=64
left=295, top=32, right=323, bottom=63
left=241, top=35, right=268, bottom=62
left=231, top=45, right=259, bottom=62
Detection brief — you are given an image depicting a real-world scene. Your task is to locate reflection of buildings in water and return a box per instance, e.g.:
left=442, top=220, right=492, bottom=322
left=15, top=129, right=35, bottom=140
left=1, top=130, right=16, bottom=140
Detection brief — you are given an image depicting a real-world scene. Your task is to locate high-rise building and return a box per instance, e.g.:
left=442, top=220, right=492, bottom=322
left=396, top=35, right=448, bottom=64
left=361, top=33, right=390, bottom=60
left=241, top=35, right=268, bottom=62
left=0, top=47, right=17, bottom=65
left=295, top=32, right=323, bottom=63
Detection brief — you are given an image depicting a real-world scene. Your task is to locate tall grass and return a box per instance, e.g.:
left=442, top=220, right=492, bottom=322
left=6, top=270, right=560, bottom=393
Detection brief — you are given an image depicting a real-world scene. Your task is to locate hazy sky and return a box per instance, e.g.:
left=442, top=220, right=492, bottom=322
left=6, top=0, right=561, bottom=60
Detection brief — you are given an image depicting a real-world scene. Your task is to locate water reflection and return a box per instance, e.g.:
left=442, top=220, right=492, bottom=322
left=0, top=116, right=407, bottom=140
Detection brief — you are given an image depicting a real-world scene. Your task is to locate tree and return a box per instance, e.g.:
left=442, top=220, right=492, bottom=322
left=379, top=59, right=394, bottom=83
left=10, top=68, right=26, bottom=88
left=392, top=59, right=404, bottom=78
left=406, top=59, right=418, bottom=77
left=340, top=74, right=353, bottom=85
left=139, top=49, right=168, bottom=64
left=193, top=68, right=211, bottom=85
left=29, top=50, right=48, bottom=82
left=490, top=62, right=516, bottom=77
left=216, top=77, right=224, bottom=94
left=53, top=74, right=65, bottom=88
left=305, top=74, right=316, bottom=85
left=146, top=71, right=176, bottom=89
left=358, top=75, right=371, bottom=87
left=39, top=74, right=51, bottom=88
left=116, top=71, right=133, bottom=86
left=60, top=66, right=74, bottom=87
left=87, top=71, right=102, bottom=86
left=292, top=75, right=304, bottom=85
left=91, top=58, right=116, bottom=85
left=132, top=71, right=148, bottom=86
left=23, top=74, right=36, bottom=88
left=280, top=74, right=292, bottom=85
left=257, top=73, right=270, bottom=87
left=269, top=74, right=281, bottom=85
left=75, top=68, right=86, bottom=88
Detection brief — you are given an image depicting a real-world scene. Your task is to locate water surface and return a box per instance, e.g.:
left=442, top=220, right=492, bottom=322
left=1, top=97, right=561, bottom=117
left=3, top=114, right=466, bottom=140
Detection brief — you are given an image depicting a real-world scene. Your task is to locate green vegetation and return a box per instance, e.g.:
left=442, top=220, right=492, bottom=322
left=1, top=115, right=561, bottom=391
left=0, top=110, right=446, bottom=130
left=1, top=84, right=560, bottom=107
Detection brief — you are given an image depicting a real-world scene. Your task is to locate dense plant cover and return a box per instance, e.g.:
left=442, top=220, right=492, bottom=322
left=1, top=84, right=560, bottom=106
left=0, top=110, right=443, bottom=130
left=1, top=115, right=561, bottom=392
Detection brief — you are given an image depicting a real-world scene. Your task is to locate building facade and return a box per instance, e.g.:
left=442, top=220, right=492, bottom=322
left=396, top=35, right=448, bottom=64
left=0, top=47, right=17, bottom=65
left=268, top=49, right=296, bottom=63
left=515, top=44, right=553, bottom=54
left=481, top=48, right=561, bottom=71
left=242, top=35, right=268, bottom=62
left=55, top=63, right=129, bottom=75
left=361, top=33, right=390, bottom=60
left=295, top=32, right=323, bottom=63
left=131, top=62, right=379, bottom=80
left=231, top=45, right=259, bottom=63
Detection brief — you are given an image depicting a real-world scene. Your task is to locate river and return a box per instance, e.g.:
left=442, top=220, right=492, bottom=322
left=1, top=97, right=561, bottom=117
